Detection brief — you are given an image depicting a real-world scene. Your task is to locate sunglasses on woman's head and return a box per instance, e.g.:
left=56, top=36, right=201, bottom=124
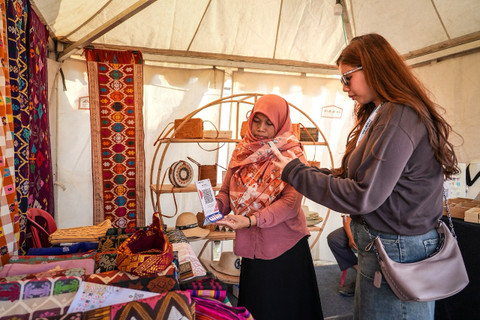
left=340, top=66, right=363, bottom=87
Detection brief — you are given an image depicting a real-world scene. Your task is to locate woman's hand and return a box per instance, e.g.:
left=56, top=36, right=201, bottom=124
left=215, top=214, right=253, bottom=230
left=271, top=148, right=297, bottom=172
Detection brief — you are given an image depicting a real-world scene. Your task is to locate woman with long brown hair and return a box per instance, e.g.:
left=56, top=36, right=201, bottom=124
left=272, top=33, right=459, bottom=319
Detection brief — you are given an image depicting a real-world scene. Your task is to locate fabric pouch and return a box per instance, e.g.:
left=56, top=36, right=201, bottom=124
left=116, top=213, right=174, bottom=276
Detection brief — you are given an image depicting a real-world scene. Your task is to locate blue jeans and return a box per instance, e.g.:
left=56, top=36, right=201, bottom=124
left=351, top=220, right=439, bottom=320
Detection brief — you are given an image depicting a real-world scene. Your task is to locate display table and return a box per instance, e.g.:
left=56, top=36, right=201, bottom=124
left=197, top=225, right=324, bottom=259
left=435, top=217, right=480, bottom=319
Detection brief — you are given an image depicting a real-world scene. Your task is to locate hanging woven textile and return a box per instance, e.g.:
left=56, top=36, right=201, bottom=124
left=85, top=48, right=145, bottom=228
left=0, top=0, right=20, bottom=265
left=27, top=3, right=55, bottom=222
left=6, top=0, right=29, bottom=255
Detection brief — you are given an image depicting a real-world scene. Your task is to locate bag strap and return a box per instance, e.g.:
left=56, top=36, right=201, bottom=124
left=443, top=187, right=457, bottom=239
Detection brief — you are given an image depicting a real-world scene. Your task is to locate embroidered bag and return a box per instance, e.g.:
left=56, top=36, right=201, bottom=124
left=116, top=213, right=174, bottom=276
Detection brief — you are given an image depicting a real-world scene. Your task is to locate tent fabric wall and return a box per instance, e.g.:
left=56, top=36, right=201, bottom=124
left=31, top=0, right=480, bottom=70
left=412, top=52, right=480, bottom=163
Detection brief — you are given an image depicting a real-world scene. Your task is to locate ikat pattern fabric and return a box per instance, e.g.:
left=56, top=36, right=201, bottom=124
left=180, top=277, right=228, bottom=302
left=85, top=270, right=179, bottom=293
left=0, top=276, right=82, bottom=320
left=85, top=48, right=145, bottom=228
left=0, top=0, right=20, bottom=266
left=26, top=3, right=54, bottom=222
left=194, top=296, right=253, bottom=320
left=36, top=291, right=195, bottom=320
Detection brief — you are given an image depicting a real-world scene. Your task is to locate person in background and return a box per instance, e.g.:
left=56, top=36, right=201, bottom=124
left=214, top=94, right=323, bottom=320
left=327, top=214, right=358, bottom=297
left=271, top=33, right=459, bottom=319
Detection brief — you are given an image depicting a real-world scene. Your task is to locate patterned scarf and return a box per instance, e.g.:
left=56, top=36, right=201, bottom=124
left=228, top=94, right=305, bottom=216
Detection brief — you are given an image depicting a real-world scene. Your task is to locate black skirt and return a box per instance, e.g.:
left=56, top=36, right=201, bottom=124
left=238, top=236, right=323, bottom=320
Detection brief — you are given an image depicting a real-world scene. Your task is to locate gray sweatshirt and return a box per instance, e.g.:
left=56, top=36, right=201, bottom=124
left=282, top=103, right=443, bottom=235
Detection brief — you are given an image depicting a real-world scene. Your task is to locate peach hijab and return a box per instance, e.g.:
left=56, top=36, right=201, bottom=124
left=228, top=94, right=305, bottom=216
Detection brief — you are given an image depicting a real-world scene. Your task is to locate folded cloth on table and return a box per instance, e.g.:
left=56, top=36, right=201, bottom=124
left=0, top=267, right=87, bottom=282
left=172, top=242, right=207, bottom=281
left=0, top=276, right=83, bottom=319
left=49, top=220, right=112, bottom=244
left=9, top=251, right=96, bottom=264
left=47, top=291, right=194, bottom=320
left=27, top=242, right=99, bottom=255
left=67, top=281, right=160, bottom=313
left=194, top=296, right=254, bottom=320
left=180, top=277, right=227, bottom=291
left=85, top=269, right=179, bottom=293
left=0, top=258, right=95, bottom=277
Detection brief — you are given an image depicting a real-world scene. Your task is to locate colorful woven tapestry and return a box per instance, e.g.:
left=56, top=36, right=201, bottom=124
left=0, top=0, right=20, bottom=266
left=7, top=0, right=29, bottom=255
left=85, top=49, right=145, bottom=228
left=27, top=3, right=54, bottom=220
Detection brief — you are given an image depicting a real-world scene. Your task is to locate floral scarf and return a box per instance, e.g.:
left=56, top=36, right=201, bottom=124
left=228, top=94, right=305, bottom=216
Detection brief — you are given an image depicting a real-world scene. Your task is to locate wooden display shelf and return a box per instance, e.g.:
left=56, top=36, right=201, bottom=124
left=155, top=137, right=327, bottom=146
left=156, top=138, right=241, bottom=144
left=151, top=183, right=221, bottom=194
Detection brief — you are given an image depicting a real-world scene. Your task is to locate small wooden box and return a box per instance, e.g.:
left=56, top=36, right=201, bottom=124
left=199, top=165, right=217, bottom=186
left=187, top=157, right=218, bottom=186
left=174, top=118, right=203, bottom=139
left=300, top=127, right=319, bottom=141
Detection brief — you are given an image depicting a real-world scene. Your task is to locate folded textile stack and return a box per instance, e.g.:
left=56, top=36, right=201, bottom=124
left=0, top=213, right=253, bottom=320
left=49, top=220, right=112, bottom=244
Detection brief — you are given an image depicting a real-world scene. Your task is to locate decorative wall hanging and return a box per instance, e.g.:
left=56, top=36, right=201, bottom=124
left=0, top=0, right=21, bottom=265
left=27, top=4, right=55, bottom=227
left=86, top=48, right=145, bottom=228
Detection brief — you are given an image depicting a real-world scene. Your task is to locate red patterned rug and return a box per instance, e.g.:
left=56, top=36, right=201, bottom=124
left=86, top=49, right=145, bottom=228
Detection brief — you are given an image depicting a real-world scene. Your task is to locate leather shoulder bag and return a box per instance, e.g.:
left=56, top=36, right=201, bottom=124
left=365, top=191, right=469, bottom=302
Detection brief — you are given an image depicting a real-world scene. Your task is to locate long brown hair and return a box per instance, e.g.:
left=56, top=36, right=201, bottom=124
left=333, top=33, right=459, bottom=179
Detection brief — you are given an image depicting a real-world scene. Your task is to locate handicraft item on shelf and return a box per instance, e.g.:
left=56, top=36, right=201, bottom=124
left=174, top=118, right=204, bottom=138
left=168, top=160, right=194, bottom=187
left=187, top=156, right=218, bottom=186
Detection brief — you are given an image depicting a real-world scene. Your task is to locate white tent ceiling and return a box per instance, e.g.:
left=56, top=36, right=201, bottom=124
left=32, top=0, right=480, bottom=74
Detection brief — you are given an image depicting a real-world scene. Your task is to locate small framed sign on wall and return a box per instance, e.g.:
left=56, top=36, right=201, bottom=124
left=321, top=105, right=343, bottom=119
left=78, top=96, right=90, bottom=110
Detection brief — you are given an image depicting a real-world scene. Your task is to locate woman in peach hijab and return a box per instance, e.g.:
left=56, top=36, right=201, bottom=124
left=215, top=94, right=323, bottom=320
